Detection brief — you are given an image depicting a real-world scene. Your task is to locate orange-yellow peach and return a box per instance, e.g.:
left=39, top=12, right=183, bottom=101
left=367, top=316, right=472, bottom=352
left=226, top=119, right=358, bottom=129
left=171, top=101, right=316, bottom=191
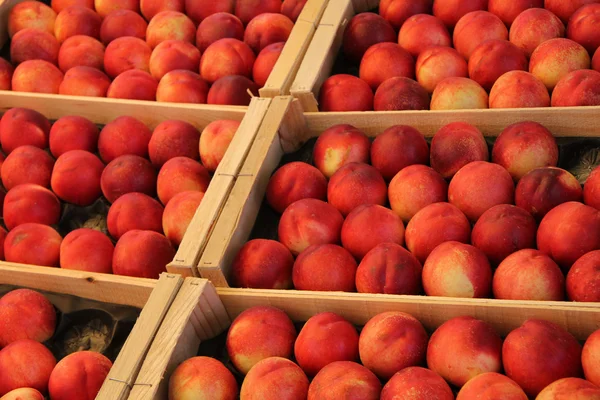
left=510, top=8, right=565, bottom=57
left=59, top=228, right=114, bottom=273
left=453, top=11, right=508, bottom=60
left=432, top=0, right=487, bottom=28
left=538, top=378, right=600, bottom=400
left=107, top=192, right=164, bottom=239
left=4, top=184, right=61, bottom=230
left=416, top=46, right=468, bottom=93
left=149, top=40, right=200, bottom=80
left=198, top=117, right=239, bottom=173
left=318, top=74, right=374, bottom=112
left=8, top=1, right=56, bottom=38
left=398, top=14, right=451, bottom=58
left=101, top=155, right=157, bottom=203
left=112, top=230, right=175, bottom=278
left=456, top=372, right=528, bottom=400
left=545, top=0, right=600, bottom=24
left=594, top=47, right=600, bottom=71
left=49, top=115, right=99, bottom=157
left=146, top=11, right=195, bottom=49
left=51, top=150, right=104, bottom=206
left=328, top=163, right=387, bottom=216
left=100, top=10, right=148, bottom=44
left=567, top=250, right=600, bottom=302
left=379, top=0, right=432, bottom=30
left=0, top=289, right=56, bottom=347
left=0, top=340, right=57, bottom=396
left=584, top=329, right=600, bottom=387
left=47, top=351, right=112, bottom=400
left=94, top=0, right=139, bottom=17
left=490, top=70, right=550, bottom=108
left=196, top=12, right=244, bottom=53
left=430, top=76, right=489, bottom=110
left=374, top=77, right=429, bottom=111
left=468, top=39, right=528, bottom=91
left=293, top=244, right=357, bottom=292
left=200, top=38, right=255, bottom=83
left=488, top=0, right=543, bottom=26
left=12, top=60, right=64, bottom=94
left=185, top=0, right=234, bottom=25
left=552, top=69, right=600, bottom=107
left=169, top=357, right=237, bottom=400
left=104, top=37, right=151, bottom=79
left=98, top=116, right=152, bottom=163
left=156, top=70, right=209, bottom=103
left=313, top=124, right=370, bottom=178
left=54, top=6, right=102, bottom=43
left=162, top=190, right=204, bottom=246
left=10, top=29, right=59, bottom=65
left=1, top=146, right=54, bottom=190
left=244, top=13, right=293, bottom=54
left=0, top=108, right=51, bottom=154
left=107, top=69, right=158, bottom=100
left=52, top=0, right=94, bottom=13
left=207, top=75, right=258, bottom=106
left=371, top=125, right=429, bottom=181
left=58, top=35, right=104, bottom=73
left=343, top=13, right=396, bottom=63
left=240, top=357, right=309, bottom=400
left=0, top=59, right=14, bottom=90
left=253, top=42, right=284, bottom=88
left=281, top=0, right=308, bottom=22
left=266, top=162, right=327, bottom=213
left=380, top=367, right=453, bottom=400
left=308, top=361, right=382, bottom=400
left=4, top=223, right=62, bottom=267
left=156, top=156, right=210, bottom=205
left=0, top=388, right=44, bottom=400
left=530, top=38, right=591, bottom=90
left=140, top=0, right=184, bottom=21
left=585, top=166, right=600, bottom=210
left=150, top=119, right=201, bottom=167
left=58, top=66, right=111, bottom=97
left=359, top=43, right=414, bottom=91
left=231, top=239, right=294, bottom=289
left=235, top=0, right=283, bottom=25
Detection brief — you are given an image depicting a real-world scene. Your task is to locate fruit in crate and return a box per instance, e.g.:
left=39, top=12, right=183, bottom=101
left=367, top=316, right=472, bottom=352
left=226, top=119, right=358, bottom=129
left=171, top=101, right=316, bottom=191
left=0, top=289, right=56, bottom=347
left=48, top=351, right=112, bottom=400
left=292, top=244, right=357, bottom=292
left=489, top=71, right=551, bottom=109
left=453, top=11, right=508, bottom=60
left=308, top=361, right=382, bottom=400
left=0, top=340, right=56, bottom=396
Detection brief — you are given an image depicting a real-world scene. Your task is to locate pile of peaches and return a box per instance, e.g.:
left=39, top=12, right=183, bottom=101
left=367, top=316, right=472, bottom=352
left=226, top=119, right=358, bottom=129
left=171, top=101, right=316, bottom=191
left=167, top=305, right=600, bottom=399
left=319, top=0, right=600, bottom=111
left=0, top=107, right=239, bottom=278
left=0, top=0, right=305, bottom=105
left=232, top=120, right=600, bottom=302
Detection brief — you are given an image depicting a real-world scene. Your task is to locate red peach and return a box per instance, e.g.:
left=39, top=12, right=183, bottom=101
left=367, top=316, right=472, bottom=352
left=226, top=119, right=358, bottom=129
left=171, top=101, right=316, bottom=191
left=359, top=312, right=428, bottom=380
left=103, top=37, right=151, bottom=79
left=308, top=361, right=382, bottom=400
left=537, top=378, right=600, bottom=400
left=488, top=0, right=544, bottom=26
left=327, top=163, right=387, bottom=216
left=98, top=115, right=152, bottom=163
left=58, top=35, right=104, bottom=73
left=405, top=202, right=472, bottom=263
left=0, top=289, right=56, bottom=348
left=254, top=41, right=285, bottom=87
left=545, top=0, right=600, bottom=24
left=60, top=228, right=114, bottom=273
left=200, top=39, right=255, bottom=83
left=51, top=150, right=104, bottom=206
left=12, top=60, right=64, bottom=94
left=207, top=75, right=258, bottom=106
left=227, top=306, right=296, bottom=375
left=149, top=40, right=200, bottom=80
left=58, top=66, right=111, bottom=97
left=430, top=76, right=489, bottom=110
left=281, top=0, right=307, bottom=22
left=157, top=156, right=210, bottom=205
left=0, top=388, right=45, bottom=400
left=380, top=367, right=454, bottom=400
left=231, top=239, right=294, bottom=289
left=585, top=166, right=600, bottom=210
left=457, top=372, right=528, bottom=400
left=529, top=38, right=591, bottom=90
left=100, top=10, right=147, bottom=45
left=374, top=77, right=430, bottom=111
left=355, top=242, right=423, bottom=295
left=244, top=13, right=294, bottom=54
left=197, top=13, right=244, bottom=54
left=0, top=59, right=14, bottom=90
left=4, top=223, right=62, bottom=267
left=427, top=316, right=503, bottom=387
left=107, top=69, right=158, bottom=101
left=10, top=29, right=59, bottom=66
left=294, top=312, right=359, bottom=376
left=48, top=351, right=112, bottom=400
left=432, top=0, right=487, bottom=28
left=54, top=6, right=102, bottom=43
left=510, top=8, right=565, bottom=58
left=313, top=124, right=371, bottom=178
left=149, top=119, right=200, bottom=167
left=0, top=340, right=56, bottom=396
left=468, top=39, right=528, bottom=91
left=552, top=69, right=600, bottom=107
left=94, top=0, right=139, bottom=17
left=416, top=46, right=468, bottom=93
left=584, top=329, right=600, bottom=387
left=146, top=11, right=195, bottom=49
left=594, top=48, right=600, bottom=71
left=379, top=0, right=433, bottom=30
left=293, top=244, right=357, bottom=292
left=112, top=230, right=175, bottom=278
left=1, top=146, right=54, bottom=190
left=489, top=70, right=551, bottom=108
left=156, top=70, right=209, bottom=104
left=185, top=0, right=234, bottom=25
left=49, top=115, right=99, bottom=157
left=8, top=1, right=56, bottom=38
left=567, top=250, right=600, bottom=302
left=516, top=167, right=583, bottom=220
left=343, top=13, right=396, bottom=63
left=0, top=227, right=6, bottom=260
left=453, top=11, right=508, bottom=60
left=266, top=162, right=328, bottom=214
left=359, top=43, right=415, bottom=91
left=169, top=357, right=237, bottom=400
left=101, top=155, right=157, bottom=203
left=235, top=0, right=281, bottom=25
left=503, top=319, right=583, bottom=397
left=162, top=190, right=204, bottom=246
left=199, top=119, right=238, bottom=172
left=240, top=357, right=309, bottom=400
left=399, top=14, right=451, bottom=58
left=4, top=184, right=61, bottom=230
left=52, top=0, right=94, bottom=13
left=107, top=192, right=164, bottom=239
left=371, top=125, right=429, bottom=181
left=0, top=108, right=51, bottom=154
left=140, top=0, right=184, bottom=21
left=318, top=74, right=374, bottom=112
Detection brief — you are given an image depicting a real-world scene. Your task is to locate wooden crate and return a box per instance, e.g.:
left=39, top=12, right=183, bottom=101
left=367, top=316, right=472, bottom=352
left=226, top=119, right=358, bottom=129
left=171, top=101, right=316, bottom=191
left=128, top=277, right=600, bottom=399
left=0, top=263, right=184, bottom=400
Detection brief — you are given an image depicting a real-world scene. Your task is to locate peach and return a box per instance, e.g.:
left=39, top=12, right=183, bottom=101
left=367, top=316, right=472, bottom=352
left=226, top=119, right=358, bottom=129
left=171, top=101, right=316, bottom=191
left=595, top=47, right=600, bottom=71
left=107, top=69, right=158, bottom=101
left=104, top=37, right=151, bottom=79
left=510, top=8, right=565, bottom=57
left=488, top=0, right=544, bottom=26
left=140, top=0, right=184, bottom=21
left=454, top=11, right=508, bottom=60
left=374, top=77, right=430, bottom=111
left=58, top=35, right=104, bottom=72
left=343, top=13, right=396, bottom=63
left=308, top=361, right=382, bottom=400
left=47, top=351, right=112, bottom=400
left=266, top=162, right=328, bottom=214
left=492, top=121, right=558, bottom=180
left=389, top=165, right=448, bottom=222
left=0, top=59, right=14, bottom=90
left=552, top=69, right=600, bottom=107
left=12, top=60, right=64, bottom=94
left=112, top=230, right=175, bottom=278
left=146, top=11, right=195, bottom=49
left=58, top=66, right=111, bottom=97
left=432, top=0, right=487, bottom=28
left=231, top=239, right=294, bottom=289
left=456, top=372, right=528, bottom=400
left=567, top=250, right=600, bottom=301
left=430, top=76, right=489, bottom=110
left=101, top=155, right=157, bottom=203
left=449, top=161, right=515, bottom=222
left=429, top=123, right=488, bottom=179
left=503, top=319, right=583, bottom=397
left=156, top=70, right=209, bottom=103
left=169, top=357, right=237, bottom=400
left=0, top=289, right=56, bottom=347
left=278, top=198, right=344, bottom=255
left=52, top=0, right=94, bottom=13
left=468, top=39, right=528, bottom=91
left=185, top=0, right=234, bottom=25
left=585, top=166, right=600, bottom=210
left=405, top=202, right=471, bottom=263
left=8, top=2, right=56, bottom=37
left=200, top=38, right=255, bottom=84
left=98, top=116, right=152, bottom=163
left=355, top=242, right=423, bottom=294
left=162, top=190, right=203, bottom=246
left=530, top=38, right=591, bottom=90
left=10, top=29, right=59, bottom=65
left=199, top=119, right=238, bottom=172
left=227, top=306, right=296, bottom=375
left=244, top=13, right=294, bottom=54
left=0, top=340, right=56, bottom=396
left=359, top=312, right=428, bottom=379
left=51, top=150, right=104, bottom=206
left=427, top=316, right=503, bottom=387
left=0, top=108, right=51, bottom=154
left=293, top=244, right=357, bottom=291
left=207, top=75, right=258, bottom=106
left=379, top=0, right=433, bottom=30
left=318, top=74, right=374, bottom=112
left=371, top=125, right=429, bottom=181
left=313, top=124, right=370, bottom=178
left=235, top=0, right=281, bottom=25
left=157, top=157, right=210, bottom=205
left=100, top=10, right=148, bottom=44
left=294, top=312, right=359, bottom=376
left=54, top=6, right=102, bottom=43
left=4, top=184, right=61, bottom=230
left=399, top=14, right=451, bottom=58
left=192, top=12, right=244, bottom=53
left=545, top=0, right=600, bottom=24
left=149, top=40, right=200, bottom=80
left=1, top=146, right=54, bottom=190
left=149, top=120, right=200, bottom=167
left=327, top=163, right=387, bottom=216
left=359, top=43, right=414, bottom=91
left=60, top=228, right=114, bottom=273
left=253, top=42, right=284, bottom=87
left=416, top=46, right=468, bottom=93
left=584, top=329, right=600, bottom=386
left=489, top=70, right=551, bottom=108
left=281, top=0, right=308, bottom=22
left=49, top=115, right=99, bottom=157
left=0, top=388, right=44, bottom=400
left=240, top=357, right=309, bottom=400
left=516, top=167, right=583, bottom=220
left=380, top=367, right=454, bottom=400
left=538, top=378, right=600, bottom=399
left=472, top=204, right=537, bottom=265
left=94, top=0, right=139, bottom=17
left=107, top=192, right=164, bottom=239
left=4, top=223, right=62, bottom=267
